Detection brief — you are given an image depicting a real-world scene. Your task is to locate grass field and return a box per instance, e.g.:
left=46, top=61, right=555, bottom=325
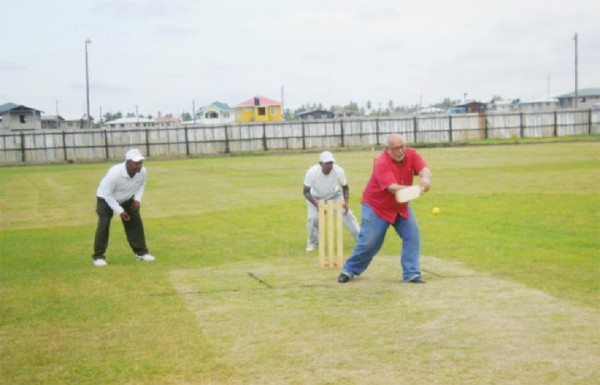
left=1, top=140, right=599, bottom=384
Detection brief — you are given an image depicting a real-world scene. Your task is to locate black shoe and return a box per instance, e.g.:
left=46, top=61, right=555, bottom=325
left=337, top=273, right=351, bottom=283
left=409, top=276, right=425, bottom=284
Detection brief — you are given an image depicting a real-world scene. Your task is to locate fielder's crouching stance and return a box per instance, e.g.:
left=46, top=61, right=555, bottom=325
left=303, top=151, right=360, bottom=252
left=91, top=149, right=155, bottom=267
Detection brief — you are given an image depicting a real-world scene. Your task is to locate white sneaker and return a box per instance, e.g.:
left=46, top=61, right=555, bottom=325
left=306, top=245, right=315, bottom=252
left=93, top=259, right=107, bottom=267
left=135, top=254, right=156, bottom=262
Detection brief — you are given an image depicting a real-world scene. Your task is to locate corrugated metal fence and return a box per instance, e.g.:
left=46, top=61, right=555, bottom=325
left=1, top=109, right=598, bottom=164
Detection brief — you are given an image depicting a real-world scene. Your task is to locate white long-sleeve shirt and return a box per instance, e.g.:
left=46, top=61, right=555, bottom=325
left=96, top=162, right=147, bottom=215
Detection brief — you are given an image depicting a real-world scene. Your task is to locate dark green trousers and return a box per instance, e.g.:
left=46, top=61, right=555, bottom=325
left=93, top=197, right=149, bottom=260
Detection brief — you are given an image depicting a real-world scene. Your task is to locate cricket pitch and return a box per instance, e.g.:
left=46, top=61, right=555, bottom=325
left=170, top=255, right=600, bottom=384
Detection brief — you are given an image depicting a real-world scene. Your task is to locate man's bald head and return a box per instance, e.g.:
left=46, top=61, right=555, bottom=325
left=386, top=134, right=405, bottom=148
left=385, top=134, right=407, bottom=163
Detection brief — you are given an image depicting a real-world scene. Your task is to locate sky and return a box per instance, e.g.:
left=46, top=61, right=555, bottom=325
left=1, top=0, right=599, bottom=119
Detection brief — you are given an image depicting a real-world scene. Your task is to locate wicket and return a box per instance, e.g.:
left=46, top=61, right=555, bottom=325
left=318, top=199, right=344, bottom=268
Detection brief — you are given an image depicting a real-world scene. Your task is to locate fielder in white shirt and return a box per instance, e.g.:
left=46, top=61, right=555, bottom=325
left=92, top=149, right=155, bottom=266
left=303, top=151, right=360, bottom=252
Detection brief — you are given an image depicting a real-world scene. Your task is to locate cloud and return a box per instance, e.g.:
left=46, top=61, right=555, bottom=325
left=90, top=0, right=190, bottom=19
left=152, top=25, right=194, bottom=37
left=70, top=81, right=134, bottom=95
left=0, top=61, right=26, bottom=72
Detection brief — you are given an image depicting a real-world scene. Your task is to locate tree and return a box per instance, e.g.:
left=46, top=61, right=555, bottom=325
left=345, top=101, right=360, bottom=113
left=103, top=112, right=122, bottom=122
left=181, top=112, right=192, bottom=122
left=434, top=98, right=461, bottom=110
left=284, top=109, right=295, bottom=121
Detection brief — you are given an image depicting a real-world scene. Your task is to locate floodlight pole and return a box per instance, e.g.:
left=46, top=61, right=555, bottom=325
left=85, top=38, right=92, bottom=128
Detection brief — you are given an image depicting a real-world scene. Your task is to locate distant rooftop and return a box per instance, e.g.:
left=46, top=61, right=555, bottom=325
left=555, top=87, right=600, bottom=98
left=0, top=102, right=42, bottom=114
left=104, top=117, right=155, bottom=125
left=237, top=96, right=281, bottom=107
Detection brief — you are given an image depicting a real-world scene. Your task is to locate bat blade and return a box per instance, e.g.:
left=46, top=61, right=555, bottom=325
left=396, top=185, right=421, bottom=203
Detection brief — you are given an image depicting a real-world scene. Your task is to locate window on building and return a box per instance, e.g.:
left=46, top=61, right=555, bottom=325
left=20, top=115, right=26, bottom=123
left=270, top=107, right=276, bottom=115
left=258, top=107, right=266, bottom=116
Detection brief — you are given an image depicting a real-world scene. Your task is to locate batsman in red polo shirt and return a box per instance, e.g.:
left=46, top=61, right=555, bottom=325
left=338, top=134, right=432, bottom=283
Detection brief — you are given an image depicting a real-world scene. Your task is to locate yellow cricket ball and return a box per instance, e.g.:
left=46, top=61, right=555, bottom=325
left=432, top=207, right=441, bottom=215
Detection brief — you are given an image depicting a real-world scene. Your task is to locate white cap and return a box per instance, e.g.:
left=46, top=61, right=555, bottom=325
left=319, top=151, right=335, bottom=163
left=125, top=148, right=145, bottom=162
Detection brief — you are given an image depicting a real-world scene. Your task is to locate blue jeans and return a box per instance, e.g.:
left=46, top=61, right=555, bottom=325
left=342, top=203, right=421, bottom=282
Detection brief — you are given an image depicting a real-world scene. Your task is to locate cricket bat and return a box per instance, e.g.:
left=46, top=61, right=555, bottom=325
left=395, top=185, right=422, bottom=203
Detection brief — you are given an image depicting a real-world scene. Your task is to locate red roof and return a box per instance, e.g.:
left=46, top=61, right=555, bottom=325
left=155, top=116, right=181, bottom=122
left=236, top=95, right=281, bottom=107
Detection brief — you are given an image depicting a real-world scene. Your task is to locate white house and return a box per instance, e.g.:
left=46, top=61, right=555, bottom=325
left=488, top=97, right=565, bottom=112
left=416, top=106, right=445, bottom=115
left=103, top=117, right=156, bottom=129
left=0, top=103, right=43, bottom=131
left=555, top=88, right=600, bottom=109
left=487, top=100, right=518, bottom=112
left=63, top=115, right=94, bottom=129
left=183, top=101, right=235, bottom=126
left=518, top=98, right=559, bottom=111
left=155, top=116, right=181, bottom=128
left=40, top=114, right=94, bottom=130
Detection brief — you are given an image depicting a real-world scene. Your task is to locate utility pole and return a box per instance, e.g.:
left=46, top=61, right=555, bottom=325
left=192, top=100, right=196, bottom=123
left=573, top=33, right=578, bottom=108
left=281, top=85, right=285, bottom=120
left=84, top=38, right=92, bottom=128
left=547, top=74, right=551, bottom=101
left=55, top=100, right=59, bottom=128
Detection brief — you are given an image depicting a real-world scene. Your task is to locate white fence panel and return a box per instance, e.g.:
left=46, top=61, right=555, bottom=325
left=451, top=114, right=484, bottom=141
left=593, top=109, right=600, bottom=134
left=417, top=115, right=451, bottom=143
left=379, top=118, right=415, bottom=143
left=487, top=113, right=521, bottom=139
left=342, top=119, right=370, bottom=147
left=556, top=110, right=590, bottom=136
left=304, top=121, right=341, bottom=149
left=0, top=109, right=595, bottom=164
left=229, top=124, right=263, bottom=152
left=188, top=126, right=226, bottom=154
left=67, top=131, right=106, bottom=160
left=1, top=134, right=22, bottom=163
left=522, top=112, right=554, bottom=138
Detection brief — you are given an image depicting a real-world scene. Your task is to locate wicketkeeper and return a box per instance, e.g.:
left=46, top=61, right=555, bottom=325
left=303, top=151, right=360, bottom=252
